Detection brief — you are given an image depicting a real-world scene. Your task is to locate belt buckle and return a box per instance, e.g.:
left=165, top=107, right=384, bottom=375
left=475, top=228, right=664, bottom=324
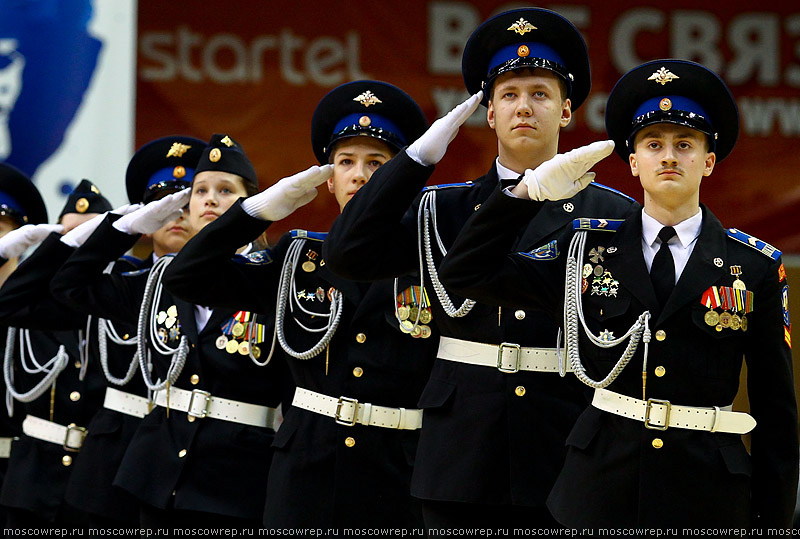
left=335, top=396, right=358, bottom=426
left=644, top=398, right=671, bottom=430
left=188, top=389, right=212, bottom=419
left=497, top=342, right=521, bottom=373
left=63, top=423, right=87, bottom=452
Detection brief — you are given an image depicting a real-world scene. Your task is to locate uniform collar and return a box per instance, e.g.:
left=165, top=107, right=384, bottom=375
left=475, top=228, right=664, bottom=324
left=494, top=157, right=524, bottom=182
left=641, top=207, right=702, bottom=249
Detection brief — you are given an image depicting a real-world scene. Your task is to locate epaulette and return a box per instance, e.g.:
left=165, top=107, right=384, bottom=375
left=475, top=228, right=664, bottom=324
left=518, top=239, right=559, bottom=261
left=572, top=218, right=625, bottom=232
left=421, top=181, right=475, bottom=192
left=119, top=254, right=145, bottom=267
left=588, top=182, right=636, bottom=202
left=233, top=250, right=273, bottom=266
left=291, top=230, right=327, bottom=242
left=726, top=228, right=782, bottom=261
left=121, top=268, right=150, bottom=277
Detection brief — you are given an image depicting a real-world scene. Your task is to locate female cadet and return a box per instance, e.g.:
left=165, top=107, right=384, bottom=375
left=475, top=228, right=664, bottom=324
left=162, top=81, right=437, bottom=528
left=51, top=134, right=293, bottom=527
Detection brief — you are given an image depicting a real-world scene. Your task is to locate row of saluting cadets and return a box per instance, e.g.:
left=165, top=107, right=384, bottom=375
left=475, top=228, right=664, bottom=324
left=0, top=6, right=795, bottom=531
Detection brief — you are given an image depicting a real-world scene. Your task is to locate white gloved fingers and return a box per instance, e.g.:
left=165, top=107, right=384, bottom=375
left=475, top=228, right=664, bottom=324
left=59, top=213, right=107, bottom=248
left=449, top=91, right=483, bottom=127
left=564, top=140, right=615, bottom=169
left=290, top=164, right=334, bottom=190
left=293, top=187, right=319, bottom=209
left=111, top=203, right=141, bottom=216
left=575, top=172, right=596, bottom=191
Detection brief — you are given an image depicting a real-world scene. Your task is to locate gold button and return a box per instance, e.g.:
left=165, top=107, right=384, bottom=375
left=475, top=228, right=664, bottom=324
left=187, top=415, right=196, bottom=423
left=652, top=438, right=664, bottom=449
left=355, top=333, right=366, bottom=344
left=62, top=455, right=72, bottom=466
left=655, top=366, right=666, bottom=377
left=74, top=361, right=81, bottom=369
left=123, top=334, right=130, bottom=340
left=69, top=391, right=81, bottom=402
left=514, top=310, right=525, bottom=320
left=178, top=449, right=187, bottom=458
left=190, top=374, right=199, bottom=385
left=474, top=204, right=481, bottom=211
left=352, top=367, right=364, bottom=378
left=515, top=386, right=526, bottom=397
left=344, top=437, right=355, bottom=448
left=655, top=330, right=666, bottom=341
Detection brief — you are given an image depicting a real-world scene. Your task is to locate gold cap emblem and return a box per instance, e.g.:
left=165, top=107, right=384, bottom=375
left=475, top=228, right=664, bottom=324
left=220, top=135, right=234, bottom=147
left=75, top=198, right=89, bottom=213
left=517, top=45, right=530, bottom=57
left=353, top=91, right=382, bottom=107
left=209, top=148, right=222, bottom=163
left=167, top=142, right=191, bottom=158
left=358, top=115, right=371, bottom=127
left=507, top=18, right=536, bottom=35
left=90, top=184, right=100, bottom=194
left=173, top=166, right=186, bottom=179
left=648, top=67, right=680, bottom=85
left=659, top=98, right=672, bottom=111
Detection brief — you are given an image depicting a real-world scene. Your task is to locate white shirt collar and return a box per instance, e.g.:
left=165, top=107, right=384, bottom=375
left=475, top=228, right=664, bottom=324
left=641, top=208, right=702, bottom=248
left=494, top=157, right=523, bottom=182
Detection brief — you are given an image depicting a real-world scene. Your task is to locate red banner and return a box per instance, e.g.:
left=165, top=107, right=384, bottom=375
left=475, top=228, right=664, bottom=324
left=137, top=1, right=800, bottom=252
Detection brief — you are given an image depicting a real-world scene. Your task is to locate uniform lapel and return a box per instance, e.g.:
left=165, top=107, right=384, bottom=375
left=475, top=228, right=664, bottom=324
left=658, top=206, right=727, bottom=324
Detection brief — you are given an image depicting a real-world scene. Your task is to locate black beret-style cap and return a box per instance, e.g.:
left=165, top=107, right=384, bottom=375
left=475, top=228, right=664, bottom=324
left=311, top=80, right=428, bottom=165
left=194, top=134, right=258, bottom=188
left=59, top=179, right=113, bottom=219
left=0, top=163, right=47, bottom=226
left=126, top=135, right=207, bottom=204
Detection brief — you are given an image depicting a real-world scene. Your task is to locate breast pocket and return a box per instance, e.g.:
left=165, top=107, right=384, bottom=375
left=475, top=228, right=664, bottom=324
left=581, top=296, right=633, bottom=364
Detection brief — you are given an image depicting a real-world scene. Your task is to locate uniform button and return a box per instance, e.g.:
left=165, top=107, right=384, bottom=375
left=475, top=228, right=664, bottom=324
left=178, top=449, right=187, bottom=458
left=655, top=330, right=666, bottom=341
left=123, top=334, right=130, bottom=340
left=652, top=438, right=664, bottom=449
left=655, top=366, right=666, bottom=377
left=344, top=437, right=356, bottom=448
left=352, top=367, right=364, bottom=378
left=355, top=333, right=366, bottom=344
left=474, top=204, right=481, bottom=211
left=563, top=202, right=574, bottom=213
left=515, top=386, right=526, bottom=397
left=187, top=415, right=196, bottom=423
left=514, top=310, right=525, bottom=320
left=74, top=361, right=81, bottom=369
left=69, top=391, right=81, bottom=402
left=190, top=374, right=200, bottom=385
left=191, top=343, right=196, bottom=348
left=62, top=455, right=72, bottom=466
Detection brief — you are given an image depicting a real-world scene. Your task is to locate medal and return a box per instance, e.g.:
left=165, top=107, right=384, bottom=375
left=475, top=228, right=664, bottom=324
left=582, top=278, right=588, bottom=294
left=226, top=339, right=239, bottom=354
left=741, top=315, right=748, bottom=332
left=232, top=322, right=245, bottom=337
left=216, top=335, right=229, bottom=349
left=397, top=305, right=410, bottom=320
left=719, top=311, right=732, bottom=328
left=730, top=265, right=746, bottom=290
left=302, top=260, right=315, bottom=272
left=704, top=310, right=720, bottom=326
left=157, top=311, right=168, bottom=324
left=399, top=320, right=414, bottom=333
left=420, top=325, right=432, bottom=339
left=593, top=265, right=604, bottom=277
left=158, top=328, right=168, bottom=344
left=582, top=264, right=593, bottom=278
left=316, top=287, right=325, bottom=302
left=165, top=317, right=175, bottom=329
left=251, top=345, right=261, bottom=359
left=420, top=308, right=432, bottom=324
left=409, top=306, right=420, bottom=321
left=238, top=341, right=250, bottom=355
left=731, top=314, right=742, bottom=330
left=167, top=305, right=178, bottom=318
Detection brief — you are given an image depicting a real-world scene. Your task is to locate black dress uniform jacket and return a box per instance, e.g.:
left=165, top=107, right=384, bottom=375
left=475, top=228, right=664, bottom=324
left=51, top=216, right=293, bottom=521
left=439, top=188, right=798, bottom=527
left=162, top=201, right=438, bottom=528
left=0, top=233, right=131, bottom=522
left=324, top=152, right=635, bottom=507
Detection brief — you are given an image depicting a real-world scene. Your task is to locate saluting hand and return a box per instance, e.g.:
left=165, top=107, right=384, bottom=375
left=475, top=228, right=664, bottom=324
left=113, top=189, right=191, bottom=235
left=60, top=202, right=141, bottom=248
left=406, top=91, right=483, bottom=166
left=523, top=140, right=615, bottom=201
left=0, top=223, right=64, bottom=259
left=242, top=164, right=333, bottom=222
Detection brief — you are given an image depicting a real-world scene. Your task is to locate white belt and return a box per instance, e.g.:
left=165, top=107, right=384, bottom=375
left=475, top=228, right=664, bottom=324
left=104, top=387, right=151, bottom=419
left=592, top=388, right=756, bottom=434
left=437, top=336, right=572, bottom=374
left=292, top=387, right=423, bottom=430
left=0, top=437, right=14, bottom=458
left=153, top=386, right=276, bottom=429
left=22, top=415, right=87, bottom=451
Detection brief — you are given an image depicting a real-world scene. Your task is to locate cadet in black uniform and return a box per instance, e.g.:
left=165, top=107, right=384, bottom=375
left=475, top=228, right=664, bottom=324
left=163, top=81, right=438, bottom=529
left=52, top=134, right=291, bottom=528
left=323, top=9, right=634, bottom=528
left=0, top=164, right=50, bottom=527
left=61, top=136, right=206, bottom=527
left=439, top=60, right=798, bottom=528
left=0, top=180, right=115, bottom=527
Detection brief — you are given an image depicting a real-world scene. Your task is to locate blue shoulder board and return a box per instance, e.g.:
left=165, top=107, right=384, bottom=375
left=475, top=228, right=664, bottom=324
left=233, top=250, right=273, bottom=266
left=589, top=183, right=636, bottom=202
left=119, top=254, right=144, bottom=267
left=726, top=228, right=782, bottom=261
left=121, top=268, right=150, bottom=277
left=291, top=230, right=327, bottom=242
left=572, top=218, right=625, bottom=232
left=517, top=239, right=559, bottom=261
left=421, top=181, right=475, bottom=192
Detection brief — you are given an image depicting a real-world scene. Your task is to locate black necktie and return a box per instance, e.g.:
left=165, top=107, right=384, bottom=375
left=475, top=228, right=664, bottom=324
left=650, top=226, right=677, bottom=307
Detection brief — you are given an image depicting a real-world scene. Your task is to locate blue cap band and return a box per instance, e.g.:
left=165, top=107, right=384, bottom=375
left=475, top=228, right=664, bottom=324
left=488, top=42, right=566, bottom=76
left=146, top=166, right=196, bottom=189
left=0, top=191, right=26, bottom=219
left=633, top=96, right=711, bottom=127
left=332, top=113, right=406, bottom=146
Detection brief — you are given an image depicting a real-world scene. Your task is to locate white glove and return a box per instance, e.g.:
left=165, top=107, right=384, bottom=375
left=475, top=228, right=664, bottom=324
left=524, top=140, right=615, bottom=201
left=0, top=223, right=64, bottom=259
left=113, top=189, right=191, bottom=235
left=406, top=91, right=483, bottom=166
left=61, top=203, right=140, bottom=248
left=242, top=164, right=333, bottom=221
